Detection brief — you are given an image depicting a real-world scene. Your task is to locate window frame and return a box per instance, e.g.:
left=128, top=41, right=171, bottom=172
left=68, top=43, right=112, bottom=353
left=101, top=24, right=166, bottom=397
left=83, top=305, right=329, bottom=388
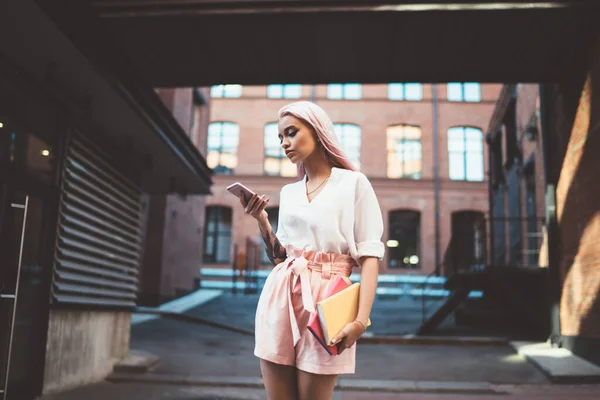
left=211, top=84, right=243, bottom=98
left=448, top=126, right=484, bottom=182
left=387, top=209, right=421, bottom=270
left=388, top=83, right=423, bottom=101
left=327, top=83, right=362, bottom=100
left=447, top=82, right=481, bottom=102
left=203, top=206, right=233, bottom=264
left=267, top=84, right=302, bottom=99
left=333, top=123, right=362, bottom=168
left=386, top=124, right=423, bottom=179
left=207, top=121, right=239, bottom=175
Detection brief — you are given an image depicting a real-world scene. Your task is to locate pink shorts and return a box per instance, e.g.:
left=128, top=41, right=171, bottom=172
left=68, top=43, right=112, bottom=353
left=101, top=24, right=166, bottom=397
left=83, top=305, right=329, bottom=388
left=254, top=246, right=359, bottom=375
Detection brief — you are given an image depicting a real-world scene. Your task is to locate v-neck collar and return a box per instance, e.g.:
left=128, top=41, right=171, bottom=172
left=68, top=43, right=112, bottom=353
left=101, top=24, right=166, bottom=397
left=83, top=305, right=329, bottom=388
left=303, top=167, right=338, bottom=204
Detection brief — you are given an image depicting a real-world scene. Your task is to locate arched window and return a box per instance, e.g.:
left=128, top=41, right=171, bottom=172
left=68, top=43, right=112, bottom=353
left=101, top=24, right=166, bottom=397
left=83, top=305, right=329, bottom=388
left=387, top=125, right=422, bottom=179
left=449, top=211, right=485, bottom=273
left=333, top=123, right=361, bottom=169
left=260, top=206, right=280, bottom=264
left=207, top=122, right=239, bottom=175
left=448, top=127, right=484, bottom=181
left=264, top=122, right=296, bottom=177
left=388, top=210, right=421, bottom=269
left=203, top=206, right=232, bottom=263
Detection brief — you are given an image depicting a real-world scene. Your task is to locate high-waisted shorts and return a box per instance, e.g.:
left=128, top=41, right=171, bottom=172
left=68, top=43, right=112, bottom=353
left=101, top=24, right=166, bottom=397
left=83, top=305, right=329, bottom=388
left=254, top=246, right=359, bottom=375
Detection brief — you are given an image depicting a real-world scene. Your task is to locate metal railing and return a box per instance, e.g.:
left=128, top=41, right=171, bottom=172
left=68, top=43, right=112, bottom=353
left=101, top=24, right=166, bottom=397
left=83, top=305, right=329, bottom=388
left=443, top=217, right=546, bottom=275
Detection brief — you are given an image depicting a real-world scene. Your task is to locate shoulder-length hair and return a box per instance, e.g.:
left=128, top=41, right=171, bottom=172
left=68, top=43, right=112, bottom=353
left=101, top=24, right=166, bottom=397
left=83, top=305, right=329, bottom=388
left=278, top=101, right=356, bottom=178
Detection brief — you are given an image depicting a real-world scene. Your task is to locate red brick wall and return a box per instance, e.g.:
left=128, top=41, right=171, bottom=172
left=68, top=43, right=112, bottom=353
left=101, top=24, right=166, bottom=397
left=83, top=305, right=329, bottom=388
left=557, top=41, right=600, bottom=338
left=206, top=84, right=500, bottom=274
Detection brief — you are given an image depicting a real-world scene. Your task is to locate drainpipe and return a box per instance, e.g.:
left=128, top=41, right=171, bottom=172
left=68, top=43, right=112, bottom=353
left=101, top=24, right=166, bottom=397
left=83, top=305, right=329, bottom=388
left=433, top=84, right=441, bottom=276
left=486, top=132, right=496, bottom=266
left=311, top=85, right=317, bottom=103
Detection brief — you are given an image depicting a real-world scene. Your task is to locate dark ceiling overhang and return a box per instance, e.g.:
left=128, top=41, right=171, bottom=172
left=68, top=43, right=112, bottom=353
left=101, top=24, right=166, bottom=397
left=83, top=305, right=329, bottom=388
left=91, top=0, right=600, bottom=87
left=16, top=0, right=213, bottom=195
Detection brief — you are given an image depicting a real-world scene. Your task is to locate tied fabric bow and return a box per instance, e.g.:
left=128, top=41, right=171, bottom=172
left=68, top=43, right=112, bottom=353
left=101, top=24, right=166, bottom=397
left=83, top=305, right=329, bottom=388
left=285, top=248, right=317, bottom=347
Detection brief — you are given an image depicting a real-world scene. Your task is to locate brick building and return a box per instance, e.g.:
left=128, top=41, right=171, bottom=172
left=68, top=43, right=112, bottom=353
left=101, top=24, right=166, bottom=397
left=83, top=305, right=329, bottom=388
left=203, top=83, right=502, bottom=275
left=486, top=36, right=600, bottom=366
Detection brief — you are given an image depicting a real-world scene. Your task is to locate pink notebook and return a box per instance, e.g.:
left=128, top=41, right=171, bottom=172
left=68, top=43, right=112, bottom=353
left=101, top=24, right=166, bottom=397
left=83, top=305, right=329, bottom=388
left=306, top=276, right=350, bottom=356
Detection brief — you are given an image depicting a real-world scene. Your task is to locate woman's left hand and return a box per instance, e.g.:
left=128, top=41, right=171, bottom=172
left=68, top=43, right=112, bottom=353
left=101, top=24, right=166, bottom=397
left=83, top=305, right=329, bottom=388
left=332, top=321, right=366, bottom=355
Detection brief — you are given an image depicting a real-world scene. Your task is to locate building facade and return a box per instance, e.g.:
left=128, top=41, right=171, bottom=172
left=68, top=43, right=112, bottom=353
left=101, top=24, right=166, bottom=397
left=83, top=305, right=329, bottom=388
left=486, top=37, right=600, bottom=366
left=203, top=83, right=502, bottom=275
left=0, top=2, right=212, bottom=399
left=138, top=88, right=212, bottom=306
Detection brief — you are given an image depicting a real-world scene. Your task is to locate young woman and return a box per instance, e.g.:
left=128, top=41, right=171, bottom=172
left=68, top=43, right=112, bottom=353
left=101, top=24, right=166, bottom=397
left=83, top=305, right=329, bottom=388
left=239, top=101, right=384, bottom=400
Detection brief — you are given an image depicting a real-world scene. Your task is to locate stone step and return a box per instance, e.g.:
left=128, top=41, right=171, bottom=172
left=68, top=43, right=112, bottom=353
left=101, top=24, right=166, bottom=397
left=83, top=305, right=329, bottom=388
left=113, top=350, right=160, bottom=374
left=511, top=341, right=600, bottom=383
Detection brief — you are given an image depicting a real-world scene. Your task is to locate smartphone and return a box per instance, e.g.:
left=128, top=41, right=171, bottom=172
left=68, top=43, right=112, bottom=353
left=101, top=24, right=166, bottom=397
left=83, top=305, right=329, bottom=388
left=226, top=182, right=256, bottom=202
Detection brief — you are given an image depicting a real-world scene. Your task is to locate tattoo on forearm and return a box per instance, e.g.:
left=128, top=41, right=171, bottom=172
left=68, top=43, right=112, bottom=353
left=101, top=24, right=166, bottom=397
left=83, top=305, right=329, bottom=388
left=259, top=224, right=286, bottom=265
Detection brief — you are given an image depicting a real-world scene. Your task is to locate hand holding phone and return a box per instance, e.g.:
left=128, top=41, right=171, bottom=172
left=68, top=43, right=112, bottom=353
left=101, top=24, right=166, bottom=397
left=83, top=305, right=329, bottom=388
left=226, top=182, right=255, bottom=202
left=227, top=182, right=269, bottom=220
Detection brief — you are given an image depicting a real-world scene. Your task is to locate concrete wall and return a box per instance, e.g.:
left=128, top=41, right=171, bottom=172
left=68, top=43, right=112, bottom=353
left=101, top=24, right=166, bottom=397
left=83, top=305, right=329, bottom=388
left=42, top=310, right=130, bottom=395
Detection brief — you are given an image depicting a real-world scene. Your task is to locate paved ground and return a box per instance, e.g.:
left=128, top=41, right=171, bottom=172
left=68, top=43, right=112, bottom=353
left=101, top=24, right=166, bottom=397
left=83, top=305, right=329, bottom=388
left=42, top=381, right=600, bottom=400
left=127, top=293, right=546, bottom=384
left=40, top=292, right=600, bottom=400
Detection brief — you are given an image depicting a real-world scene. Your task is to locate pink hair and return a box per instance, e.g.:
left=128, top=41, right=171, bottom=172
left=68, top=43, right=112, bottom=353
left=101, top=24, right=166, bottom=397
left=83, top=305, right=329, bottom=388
left=278, top=101, right=356, bottom=178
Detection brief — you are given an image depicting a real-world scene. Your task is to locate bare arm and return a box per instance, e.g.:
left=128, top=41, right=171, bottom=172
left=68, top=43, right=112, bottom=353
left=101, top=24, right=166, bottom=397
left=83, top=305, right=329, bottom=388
left=257, top=214, right=287, bottom=265
left=333, top=256, right=379, bottom=353
left=240, top=193, right=287, bottom=266
left=355, top=256, right=379, bottom=327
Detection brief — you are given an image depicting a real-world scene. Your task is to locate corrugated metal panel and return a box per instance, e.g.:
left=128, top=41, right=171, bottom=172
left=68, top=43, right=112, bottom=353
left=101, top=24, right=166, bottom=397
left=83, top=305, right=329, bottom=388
left=52, top=136, right=142, bottom=309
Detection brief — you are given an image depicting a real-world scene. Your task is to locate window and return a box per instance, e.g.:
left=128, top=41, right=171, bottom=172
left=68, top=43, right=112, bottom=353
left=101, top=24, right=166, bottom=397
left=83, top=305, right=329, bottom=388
left=448, top=127, right=484, bottom=181
left=327, top=83, right=362, bottom=100
left=267, top=84, right=302, bottom=99
left=211, top=84, right=242, bottom=98
left=207, top=122, right=239, bottom=174
left=264, top=122, right=296, bottom=177
left=333, top=123, right=361, bottom=168
left=388, top=83, right=423, bottom=101
left=450, top=211, right=485, bottom=273
left=261, top=206, right=280, bottom=264
left=447, top=82, right=481, bottom=102
left=388, top=210, right=420, bottom=269
left=387, top=125, right=422, bottom=179
left=203, top=206, right=232, bottom=263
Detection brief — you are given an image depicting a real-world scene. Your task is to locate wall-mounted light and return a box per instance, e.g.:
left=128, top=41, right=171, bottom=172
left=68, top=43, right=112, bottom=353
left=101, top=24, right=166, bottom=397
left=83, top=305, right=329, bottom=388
left=409, top=255, right=419, bottom=265
left=386, top=240, right=399, bottom=248
left=41, top=149, right=50, bottom=157
left=0, top=122, right=4, bottom=128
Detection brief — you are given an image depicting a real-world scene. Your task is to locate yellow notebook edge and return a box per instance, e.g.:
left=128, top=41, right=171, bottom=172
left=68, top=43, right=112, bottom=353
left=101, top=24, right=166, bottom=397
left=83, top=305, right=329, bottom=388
left=316, top=283, right=372, bottom=346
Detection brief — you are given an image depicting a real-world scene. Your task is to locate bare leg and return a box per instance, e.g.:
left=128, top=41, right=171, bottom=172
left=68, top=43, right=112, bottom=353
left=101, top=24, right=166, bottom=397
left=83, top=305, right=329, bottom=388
left=260, top=359, right=298, bottom=400
left=296, top=369, right=338, bottom=400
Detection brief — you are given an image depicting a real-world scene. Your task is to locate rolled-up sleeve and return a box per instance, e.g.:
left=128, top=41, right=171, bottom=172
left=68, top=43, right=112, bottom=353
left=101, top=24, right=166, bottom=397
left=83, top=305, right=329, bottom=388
left=354, top=173, right=385, bottom=260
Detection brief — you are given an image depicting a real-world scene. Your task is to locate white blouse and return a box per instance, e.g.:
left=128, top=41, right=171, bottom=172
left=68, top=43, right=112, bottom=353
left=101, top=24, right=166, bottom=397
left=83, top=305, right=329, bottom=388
left=276, top=167, right=385, bottom=263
